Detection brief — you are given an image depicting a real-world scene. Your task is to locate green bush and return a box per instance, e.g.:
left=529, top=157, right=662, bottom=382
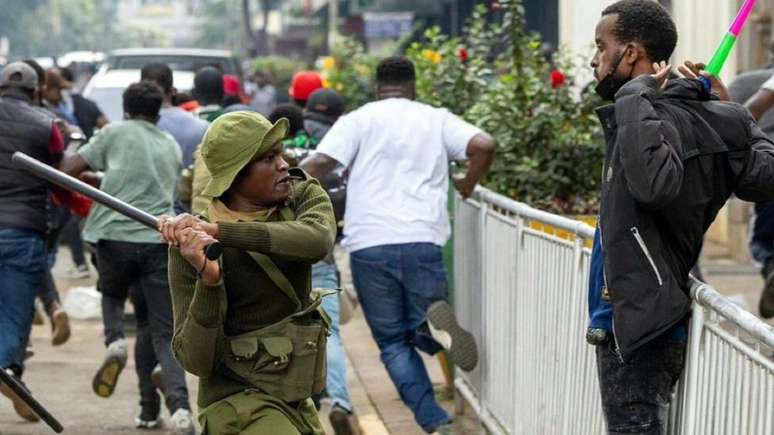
left=322, top=37, right=379, bottom=112
left=407, top=0, right=603, bottom=214
left=252, top=56, right=308, bottom=97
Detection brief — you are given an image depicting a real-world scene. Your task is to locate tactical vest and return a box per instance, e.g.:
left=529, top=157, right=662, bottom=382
left=216, top=206, right=332, bottom=402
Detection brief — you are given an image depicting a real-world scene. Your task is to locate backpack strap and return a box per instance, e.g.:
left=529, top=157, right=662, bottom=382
left=246, top=251, right=302, bottom=311
left=245, top=205, right=301, bottom=311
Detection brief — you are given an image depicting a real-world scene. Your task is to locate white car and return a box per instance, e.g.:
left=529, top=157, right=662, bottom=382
left=83, top=69, right=194, bottom=122
left=105, top=48, right=240, bottom=76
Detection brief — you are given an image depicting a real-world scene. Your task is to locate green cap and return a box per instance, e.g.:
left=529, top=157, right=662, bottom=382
left=200, top=111, right=289, bottom=198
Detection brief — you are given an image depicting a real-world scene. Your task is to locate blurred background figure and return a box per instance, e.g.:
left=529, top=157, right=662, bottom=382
left=249, top=69, right=277, bottom=116
left=192, top=66, right=224, bottom=122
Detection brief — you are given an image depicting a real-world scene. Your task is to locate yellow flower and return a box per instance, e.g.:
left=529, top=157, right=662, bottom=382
left=422, top=49, right=442, bottom=64
left=355, top=64, right=370, bottom=75
left=322, top=78, right=331, bottom=88
left=322, top=56, right=336, bottom=71
left=336, top=83, right=344, bottom=91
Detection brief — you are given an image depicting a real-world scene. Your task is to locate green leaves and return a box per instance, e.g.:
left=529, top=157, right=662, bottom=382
left=407, top=0, right=603, bottom=214
left=253, top=56, right=307, bottom=96
left=320, top=0, right=603, bottom=214
left=321, top=37, right=379, bottom=112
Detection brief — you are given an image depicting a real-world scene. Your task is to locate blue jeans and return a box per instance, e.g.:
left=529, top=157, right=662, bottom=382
left=350, top=243, right=450, bottom=433
left=750, top=238, right=774, bottom=270
left=0, top=229, right=46, bottom=375
left=312, top=261, right=353, bottom=413
left=750, top=201, right=774, bottom=268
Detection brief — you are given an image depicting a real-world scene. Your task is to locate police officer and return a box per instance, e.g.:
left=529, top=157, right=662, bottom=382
left=160, top=110, right=337, bottom=434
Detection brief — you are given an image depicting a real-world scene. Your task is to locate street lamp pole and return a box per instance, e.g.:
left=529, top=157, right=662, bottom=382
left=328, top=0, right=339, bottom=51
left=450, top=0, right=460, bottom=37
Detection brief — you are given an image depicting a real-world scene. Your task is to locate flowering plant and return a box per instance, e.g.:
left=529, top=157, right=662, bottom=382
left=322, top=37, right=379, bottom=112
left=407, top=0, right=603, bottom=213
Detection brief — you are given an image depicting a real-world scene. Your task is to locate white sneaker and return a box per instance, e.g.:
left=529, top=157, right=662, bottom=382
left=92, top=339, right=128, bottom=398
left=432, top=423, right=454, bottom=435
left=170, top=408, right=195, bottom=435
left=427, top=301, right=479, bottom=372
left=135, top=414, right=162, bottom=429
left=65, top=264, right=91, bottom=279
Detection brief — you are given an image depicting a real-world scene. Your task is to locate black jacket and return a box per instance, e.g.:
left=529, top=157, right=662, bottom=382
left=598, top=75, right=774, bottom=360
left=72, top=94, right=103, bottom=140
left=0, top=93, right=58, bottom=234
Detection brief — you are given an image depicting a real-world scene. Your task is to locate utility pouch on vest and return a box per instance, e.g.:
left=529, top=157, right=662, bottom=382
left=223, top=295, right=329, bottom=402
left=221, top=206, right=333, bottom=402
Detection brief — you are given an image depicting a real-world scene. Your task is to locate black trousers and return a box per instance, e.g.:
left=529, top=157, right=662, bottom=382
left=595, top=332, right=686, bottom=435
left=96, top=240, right=190, bottom=413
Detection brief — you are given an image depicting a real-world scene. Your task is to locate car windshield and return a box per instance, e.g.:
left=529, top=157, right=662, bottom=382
left=108, top=55, right=237, bottom=75
left=86, top=87, right=124, bottom=122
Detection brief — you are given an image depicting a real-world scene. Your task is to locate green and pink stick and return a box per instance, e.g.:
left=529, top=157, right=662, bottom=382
left=699, top=0, right=756, bottom=91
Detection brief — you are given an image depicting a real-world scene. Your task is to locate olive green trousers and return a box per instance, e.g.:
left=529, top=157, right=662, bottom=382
left=199, top=390, right=324, bottom=435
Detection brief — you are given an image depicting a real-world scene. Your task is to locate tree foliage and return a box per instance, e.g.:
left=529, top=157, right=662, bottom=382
left=322, top=37, right=379, bottom=112
left=0, top=0, right=162, bottom=58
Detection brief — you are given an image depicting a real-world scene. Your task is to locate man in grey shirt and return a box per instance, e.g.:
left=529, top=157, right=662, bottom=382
left=141, top=63, right=209, bottom=168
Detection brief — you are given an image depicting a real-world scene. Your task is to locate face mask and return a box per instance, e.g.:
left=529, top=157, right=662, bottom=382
left=594, top=48, right=632, bottom=101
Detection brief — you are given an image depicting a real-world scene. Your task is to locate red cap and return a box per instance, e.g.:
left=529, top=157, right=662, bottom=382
left=289, top=71, right=323, bottom=102
left=223, top=74, right=242, bottom=96
left=179, top=100, right=200, bottom=112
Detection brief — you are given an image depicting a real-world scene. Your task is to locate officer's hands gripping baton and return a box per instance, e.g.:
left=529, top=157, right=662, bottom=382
left=12, top=152, right=223, bottom=260
left=0, top=368, right=63, bottom=433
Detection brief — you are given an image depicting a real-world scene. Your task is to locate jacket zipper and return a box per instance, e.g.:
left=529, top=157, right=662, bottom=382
left=611, top=318, right=624, bottom=363
left=630, top=227, right=663, bottom=286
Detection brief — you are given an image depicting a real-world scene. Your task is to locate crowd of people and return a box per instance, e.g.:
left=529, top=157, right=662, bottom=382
left=0, top=46, right=493, bottom=434
left=3, top=1, right=774, bottom=435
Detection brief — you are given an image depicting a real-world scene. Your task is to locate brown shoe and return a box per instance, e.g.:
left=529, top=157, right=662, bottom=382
left=0, top=370, right=40, bottom=422
left=329, top=405, right=360, bottom=435
left=50, top=309, right=71, bottom=346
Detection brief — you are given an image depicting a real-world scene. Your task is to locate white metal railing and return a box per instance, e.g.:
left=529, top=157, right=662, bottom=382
left=452, top=186, right=774, bottom=435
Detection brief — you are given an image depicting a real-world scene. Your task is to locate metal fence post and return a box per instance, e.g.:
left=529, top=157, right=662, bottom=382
left=682, top=293, right=706, bottom=435
left=477, top=194, right=489, bottom=428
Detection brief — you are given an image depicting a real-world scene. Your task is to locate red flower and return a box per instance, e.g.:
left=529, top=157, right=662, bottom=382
left=458, top=47, right=469, bottom=63
left=550, top=69, right=566, bottom=89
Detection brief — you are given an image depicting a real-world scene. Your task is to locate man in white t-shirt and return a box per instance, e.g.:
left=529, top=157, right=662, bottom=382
left=302, top=56, right=495, bottom=433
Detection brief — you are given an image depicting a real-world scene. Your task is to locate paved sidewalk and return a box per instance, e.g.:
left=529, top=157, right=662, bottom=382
left=0, top=248, right=479, bottom=435
left=700, top=241, right=774, bottom=329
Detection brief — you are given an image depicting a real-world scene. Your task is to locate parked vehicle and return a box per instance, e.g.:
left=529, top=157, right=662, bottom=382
left=83, top=69, right=194, bottom=122
left=104, top=48, right=240, bottom=77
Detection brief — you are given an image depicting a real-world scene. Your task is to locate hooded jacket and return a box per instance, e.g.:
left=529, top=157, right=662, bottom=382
left=598, top=75, right=774, bottom=360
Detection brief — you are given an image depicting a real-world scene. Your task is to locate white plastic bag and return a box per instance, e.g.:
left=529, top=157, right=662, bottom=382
left=64, top=286, right=102, bottom=320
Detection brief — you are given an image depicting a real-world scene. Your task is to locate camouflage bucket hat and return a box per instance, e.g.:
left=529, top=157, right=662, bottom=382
left=200, top=111, right=289, bottom=198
